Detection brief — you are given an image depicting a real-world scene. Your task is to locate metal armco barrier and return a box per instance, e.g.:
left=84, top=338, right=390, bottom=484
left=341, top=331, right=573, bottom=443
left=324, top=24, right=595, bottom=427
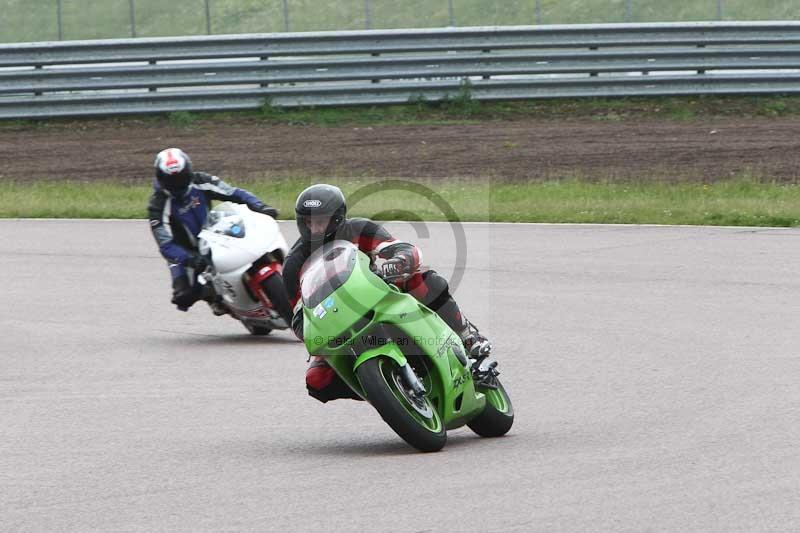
left=3, top=22, right=800, bottom=119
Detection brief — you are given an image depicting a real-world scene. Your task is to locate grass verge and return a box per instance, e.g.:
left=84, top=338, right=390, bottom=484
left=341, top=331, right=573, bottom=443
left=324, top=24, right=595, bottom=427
left=7, top=95, right=800, bottom=132
left=2, top=177, right=799, bottom=227
left=5, top=0, right=799, bottom=43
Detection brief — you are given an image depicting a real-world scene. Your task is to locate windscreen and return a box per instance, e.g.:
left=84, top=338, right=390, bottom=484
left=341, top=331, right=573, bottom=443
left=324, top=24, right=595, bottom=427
left=301, top=240, right=358, bottom=308
left=207, top=203, right=246, bottom=238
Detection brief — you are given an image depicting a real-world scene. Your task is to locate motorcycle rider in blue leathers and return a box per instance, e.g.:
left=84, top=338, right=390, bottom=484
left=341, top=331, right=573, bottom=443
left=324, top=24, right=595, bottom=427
left=147, top=148, right=279, bottom=311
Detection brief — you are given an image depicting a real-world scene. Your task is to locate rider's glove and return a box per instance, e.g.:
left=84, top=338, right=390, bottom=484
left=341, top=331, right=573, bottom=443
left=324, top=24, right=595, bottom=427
left=381, top=246, right=420, bottom=281
left=249, top=202, right=279, bottom=218
left=382, top=256, right=413, bottom=280
left=186, top=253, right=209, bottom=272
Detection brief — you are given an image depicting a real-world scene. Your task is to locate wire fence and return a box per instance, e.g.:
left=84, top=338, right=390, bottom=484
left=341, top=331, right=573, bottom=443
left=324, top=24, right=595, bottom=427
left=2, top=0, right=798, bottom=43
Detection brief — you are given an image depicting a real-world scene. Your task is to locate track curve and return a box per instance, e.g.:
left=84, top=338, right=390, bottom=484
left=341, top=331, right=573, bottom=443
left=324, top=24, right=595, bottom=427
left=2, top=220, right=799, bottom=531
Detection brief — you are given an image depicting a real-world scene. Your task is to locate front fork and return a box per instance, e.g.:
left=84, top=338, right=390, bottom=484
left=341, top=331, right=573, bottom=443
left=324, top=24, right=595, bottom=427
left=398, top=362, right=427, bottom=397
left=354, top=342, right=426, bottom=398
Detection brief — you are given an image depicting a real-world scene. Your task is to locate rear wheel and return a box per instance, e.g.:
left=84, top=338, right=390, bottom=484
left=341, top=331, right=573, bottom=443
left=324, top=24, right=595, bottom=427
left=357, top=357, right=446, bottom=453
left=467, top=379, right=514, bottom=437
left=260, top=273, right=293, bottom=326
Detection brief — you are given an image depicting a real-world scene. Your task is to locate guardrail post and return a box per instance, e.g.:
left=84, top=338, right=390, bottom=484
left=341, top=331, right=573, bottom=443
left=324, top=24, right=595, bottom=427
left=364, top=0, right=371, bottom=29
left=448, top=0, right=455, bottom=26
left=149, top=60, right=157, bottom=91
left=625, top=0, right=632, bottom=22
left=56, top=0, right=63, bottom=40
left=589, top=46, right=599, bottom=76
left=482, top=49, right=491, bottom=80
left=717, top=0, right=723, bottom=20
left=697, top=44, right=706, bottom=74
left=261, top=56, right=270, bottom=88
left=371, top=52, right=380, bottom=83
left=282, top=0, right=289, bottom=32
left=535, top=0, right=542, bottom=25
left=205, top=0, right=212, bottom=34
left=34, top=65, right=43, bottom=96
left=129, top=0, right=137, bottom=37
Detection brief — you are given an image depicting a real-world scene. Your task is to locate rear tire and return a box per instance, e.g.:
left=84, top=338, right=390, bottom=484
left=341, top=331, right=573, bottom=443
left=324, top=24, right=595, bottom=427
left=260, top=273, right=293, bottom=327
left=357, top=357, right=447, bottom=453
left=467, top=379, right=514, bottom=438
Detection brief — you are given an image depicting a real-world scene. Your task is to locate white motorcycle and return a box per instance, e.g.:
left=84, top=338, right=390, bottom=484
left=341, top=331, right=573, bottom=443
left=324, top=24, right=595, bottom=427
left=197, top=202, right=292, bottom=335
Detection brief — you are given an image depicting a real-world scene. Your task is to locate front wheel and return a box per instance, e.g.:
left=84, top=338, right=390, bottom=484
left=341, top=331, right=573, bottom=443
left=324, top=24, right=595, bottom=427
left=467, top=379, right=514, bottom=438
left=357, top=357, right=446, bottom=453
left=260, top=273, right=293, bottom=327
left=243, top=322, right=271, bottom=336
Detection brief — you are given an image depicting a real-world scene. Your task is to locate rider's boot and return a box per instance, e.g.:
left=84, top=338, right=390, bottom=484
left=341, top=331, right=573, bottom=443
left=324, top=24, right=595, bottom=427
left=306, top=356, right=363, bottom=403
left=459, top=323, right=498, bottom=379
left=171, top=275, right=202, bottom=311
left=199, top=283, right=228, bottom=316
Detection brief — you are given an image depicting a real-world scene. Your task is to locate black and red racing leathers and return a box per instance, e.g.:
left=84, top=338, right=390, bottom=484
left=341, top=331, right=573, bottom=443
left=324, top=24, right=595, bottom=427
left=283, top=217, right=471, bottom=339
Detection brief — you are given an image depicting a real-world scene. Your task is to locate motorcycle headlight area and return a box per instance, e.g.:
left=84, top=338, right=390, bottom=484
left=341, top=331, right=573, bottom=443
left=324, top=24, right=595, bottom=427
left=212, top=215, right=246, bottom=238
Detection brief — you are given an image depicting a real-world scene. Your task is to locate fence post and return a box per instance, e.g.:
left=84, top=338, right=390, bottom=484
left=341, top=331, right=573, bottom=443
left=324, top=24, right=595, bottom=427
left=364, top=0, right=370, bottom=29
left=56, top=0, right=63, bottom=40
left=129, top=0, right=136, bottom=37
left=448, top=0, right=455, bottom=26
left=283, top=0, right=290, bottom=32
left=205, top=0, right=212, bottom=34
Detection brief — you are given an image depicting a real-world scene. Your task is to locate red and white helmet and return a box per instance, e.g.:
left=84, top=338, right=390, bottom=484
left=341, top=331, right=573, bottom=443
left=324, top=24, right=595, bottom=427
left=154, top=148, right=193, bottom=194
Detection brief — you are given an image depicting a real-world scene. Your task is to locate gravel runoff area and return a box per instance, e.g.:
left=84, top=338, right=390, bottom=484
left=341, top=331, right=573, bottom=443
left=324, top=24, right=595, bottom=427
left=2, top=116, right=800, bottom=183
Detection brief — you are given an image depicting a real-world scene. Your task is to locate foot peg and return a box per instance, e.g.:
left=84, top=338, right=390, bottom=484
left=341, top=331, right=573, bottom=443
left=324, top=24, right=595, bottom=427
left=472, top=357, right=500, bottom=388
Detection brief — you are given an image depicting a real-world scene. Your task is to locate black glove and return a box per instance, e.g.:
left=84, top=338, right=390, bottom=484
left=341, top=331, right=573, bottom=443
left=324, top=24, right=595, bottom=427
left=381, top=256, right=413, bottom=280
left=186, top=253, right=209, bottom=272
left=249, top=203, right=279, bottom=218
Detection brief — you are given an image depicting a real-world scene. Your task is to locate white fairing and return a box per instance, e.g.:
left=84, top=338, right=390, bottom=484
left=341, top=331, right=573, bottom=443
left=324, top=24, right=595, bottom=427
left=198, top=203, right=290, bottom=328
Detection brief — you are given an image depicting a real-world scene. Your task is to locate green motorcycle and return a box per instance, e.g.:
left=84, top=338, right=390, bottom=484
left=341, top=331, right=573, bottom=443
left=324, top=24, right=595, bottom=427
left=300, top=240, right=513, bottom=452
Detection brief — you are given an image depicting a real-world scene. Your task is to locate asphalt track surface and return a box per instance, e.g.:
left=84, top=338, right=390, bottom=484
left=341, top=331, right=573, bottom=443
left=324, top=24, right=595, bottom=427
left=2, top=220, right=800, bottom=531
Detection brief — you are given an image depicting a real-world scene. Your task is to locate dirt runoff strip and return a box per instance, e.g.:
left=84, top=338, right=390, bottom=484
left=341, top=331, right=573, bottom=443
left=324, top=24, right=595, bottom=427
left=1, top=116, right=799, bottom=184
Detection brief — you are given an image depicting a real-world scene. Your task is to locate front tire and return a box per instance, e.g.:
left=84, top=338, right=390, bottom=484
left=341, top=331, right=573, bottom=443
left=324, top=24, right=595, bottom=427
left=261, top=273, right=293, bottom=327
left=357, top=357, right=447, bottom=453
left=244, top=322, right=271, bottom=336
left=467, top=379, right=514, bottom=437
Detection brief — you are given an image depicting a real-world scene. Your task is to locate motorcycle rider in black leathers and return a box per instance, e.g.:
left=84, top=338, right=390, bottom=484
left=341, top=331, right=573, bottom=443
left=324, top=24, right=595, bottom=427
left=283, top=184, right=492, bottom=403
left=148, top=148, right=279, bottom=312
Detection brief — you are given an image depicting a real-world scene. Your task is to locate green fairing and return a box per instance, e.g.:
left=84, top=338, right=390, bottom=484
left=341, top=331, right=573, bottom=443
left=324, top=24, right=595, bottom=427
left=302, top=244, right=486, bottom=428
left=353, top=343, right=407, bottom=373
